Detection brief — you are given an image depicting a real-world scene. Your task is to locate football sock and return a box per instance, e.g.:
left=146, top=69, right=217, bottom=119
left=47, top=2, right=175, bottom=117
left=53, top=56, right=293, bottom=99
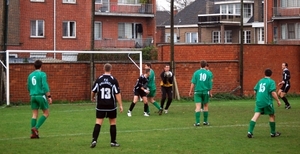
left=195, top=111, right=200, bottom=123
left=269, top=122, right=276, bottom=134
left=248, top=120, right=256, bottom=134
left=203, top=111, right=208, bottom=122
left=110, top=125, right=116, bottom=143
left=152, top=102, right=161, bottom=110
left=129, top=102, right=136, bottom=111
left=92, top=124, right=101, bottom=142
left=281, top=97, right=290, bottom=106
left=35, top=115, right=47, bottom=129
left=31, top=118, right=37, bottom=134
left=144, top=103, right=149, bottom=112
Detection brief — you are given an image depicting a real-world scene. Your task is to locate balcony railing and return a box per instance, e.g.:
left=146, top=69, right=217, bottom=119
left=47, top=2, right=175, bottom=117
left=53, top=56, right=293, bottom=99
left=273, top=7, right=300, bottom=17
left=95, top=2, right=153, bottom=14
left=94, top=37, right=153, bottom=49
left=198, top=14, right=241, bottom=24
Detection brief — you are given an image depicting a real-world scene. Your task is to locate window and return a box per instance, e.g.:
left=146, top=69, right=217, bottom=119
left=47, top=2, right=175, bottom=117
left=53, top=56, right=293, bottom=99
left=235, top=4, right=240, bottom=15
left=185, top=32, right=198, bottom=43
left=63, top=21, right=76, bottom=38
left=30, top=20, right=44, bottom=37
left=258, top=28, right=264, bottom=44
left=281, top=23, right=300, bottom=39
left=94, top=22, right=102, bottom=40
left=118, top=23, right=142, bottom=39
left=118, top=0, right=140, bottom=4
left=95, top=0, right=102, bottom=3
left=274, top=27, right=278, bottom=43
left=31, top=0, right=45, bottom=2
left=221, top=5, right=226, bottom=14
left=281, top=0, right=300, bottom=7
left=212, top=31, right=220, bottom=43
left=228, top=4, right=233, bottom=14
left=63, top=0, right=76, bottom=3
left=244, top=30, right=251, bottom=43
left=244, top=4, right=252, bottom=18
left=225, top=30, right=232, bottom=43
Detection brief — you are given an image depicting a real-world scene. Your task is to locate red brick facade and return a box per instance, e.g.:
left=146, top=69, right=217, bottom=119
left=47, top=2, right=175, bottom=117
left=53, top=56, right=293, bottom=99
left=9, top=44, right=300, bottom=103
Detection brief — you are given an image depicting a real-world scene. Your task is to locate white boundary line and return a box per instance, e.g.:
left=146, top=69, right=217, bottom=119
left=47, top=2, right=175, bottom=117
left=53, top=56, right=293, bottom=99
left=0, top=122, right=299, bottom=141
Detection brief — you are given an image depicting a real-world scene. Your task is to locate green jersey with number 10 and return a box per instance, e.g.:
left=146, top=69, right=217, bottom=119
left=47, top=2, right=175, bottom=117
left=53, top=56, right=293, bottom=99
left=191, top=68, right=212, bottom=94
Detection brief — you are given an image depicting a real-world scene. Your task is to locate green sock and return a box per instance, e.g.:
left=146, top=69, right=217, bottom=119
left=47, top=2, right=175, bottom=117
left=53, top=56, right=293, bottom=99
left=203, top=111, right=208, bottom=122
left=152, top=102, right=161, bottom=110
left=31, top=118, right=37, bottom=134
left=195, top=112, right=200, bottom=123
left=248, top=120, right=256, bottom=134
left=36, top=115, right=47, bottom=129
left=269, top=122, right=276, bottom=134
left=147, top=107, right=150, bottom=113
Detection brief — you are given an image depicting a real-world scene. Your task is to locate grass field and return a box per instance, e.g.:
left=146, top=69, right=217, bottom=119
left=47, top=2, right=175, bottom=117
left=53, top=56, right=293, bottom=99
left=0, top=98, right=300, bottom=154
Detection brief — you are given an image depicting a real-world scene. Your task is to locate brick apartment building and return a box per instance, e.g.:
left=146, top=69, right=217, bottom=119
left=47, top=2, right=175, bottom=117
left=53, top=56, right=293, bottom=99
left=5, top=0, right=156, bottom=58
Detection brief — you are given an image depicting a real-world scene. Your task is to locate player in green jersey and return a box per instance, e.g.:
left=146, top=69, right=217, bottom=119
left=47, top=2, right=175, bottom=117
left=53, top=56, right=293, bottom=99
left=247, top=68, right=281, bottom=138
left=144, top=63, right=163, bottom=115
left=27, top=60, right=52, bottom=139
left=189, top=60, right=212, bottom=126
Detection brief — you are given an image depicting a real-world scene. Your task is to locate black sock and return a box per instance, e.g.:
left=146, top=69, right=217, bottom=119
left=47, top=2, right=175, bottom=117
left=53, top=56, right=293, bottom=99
left=144, top=103, right=149, bottom=112
left=129, top=102, right=136, bottom=111
left=110, top=125, right=116, bottom=143
left=281, top=97, right=290, bottom=106
left=92, top=124, right=101, bottom=142
left=165, top=99, right=173, bottom=110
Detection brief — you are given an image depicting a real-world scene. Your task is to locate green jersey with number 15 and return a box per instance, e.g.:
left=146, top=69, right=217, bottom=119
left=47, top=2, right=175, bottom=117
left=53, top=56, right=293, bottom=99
left=27, top=70, right=50, bottom=96
left=254, top=77, right=276, bottom=108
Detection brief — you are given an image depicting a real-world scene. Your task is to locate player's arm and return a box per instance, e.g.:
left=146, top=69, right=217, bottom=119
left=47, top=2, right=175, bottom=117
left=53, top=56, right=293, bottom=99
left=42, top=74, right=52, bottom=104
left=271, top=91, right=281, bottom=107
left=115, top=93, right=123, bottom=113
left=189, top=83, right=195, bottom=96
left=91, top=91, right=96, bottom=102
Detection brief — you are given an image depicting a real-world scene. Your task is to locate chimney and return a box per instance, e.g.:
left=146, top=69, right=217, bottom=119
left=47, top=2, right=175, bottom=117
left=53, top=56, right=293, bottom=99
left=173, top=6, right=178, bottom=15
left=206, top=0, right=214, bottom=14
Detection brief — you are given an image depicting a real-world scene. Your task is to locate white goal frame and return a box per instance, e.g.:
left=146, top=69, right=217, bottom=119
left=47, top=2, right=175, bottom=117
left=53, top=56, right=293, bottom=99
left=5, top=50, right=143, bottom=106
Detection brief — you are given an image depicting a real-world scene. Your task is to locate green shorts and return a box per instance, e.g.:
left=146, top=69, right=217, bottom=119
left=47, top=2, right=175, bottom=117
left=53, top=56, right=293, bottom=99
left=194, top=93, right=209, bottom=104
left=254, top=104, right=275, bottom=115
left=30, top=95, right=49, bottom=110
left=147, top=89, right=156, bottom=97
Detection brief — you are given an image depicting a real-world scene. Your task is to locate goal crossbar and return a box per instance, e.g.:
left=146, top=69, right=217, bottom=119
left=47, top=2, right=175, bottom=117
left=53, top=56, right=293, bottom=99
left=5, top=50, right=143, bottom=106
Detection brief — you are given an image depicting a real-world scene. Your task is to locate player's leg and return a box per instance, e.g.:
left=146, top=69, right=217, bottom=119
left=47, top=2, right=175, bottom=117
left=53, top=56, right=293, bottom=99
left=142, top=96, right=150, bottom=116
left=128, top=93, right=139, bottom=117
left=164, top=87, right=173, bottom=113
left=280, top=86, right=291, bottom=109
left=194, top=94, right=202, bottom=126
left=202, top=93, right=210, bottom=125
left=34, top=96, right=49, bottom=129
left=108, top=110, right=120, bottom=147
left=265, top=105, right=281, bottom=137
left=30, top=97, right=39, bottom=138
left=247, top=108, right=261, bottom=138
left=90, top=111, right=105, bottom=148
left=160, top=87, right=167, bottom=109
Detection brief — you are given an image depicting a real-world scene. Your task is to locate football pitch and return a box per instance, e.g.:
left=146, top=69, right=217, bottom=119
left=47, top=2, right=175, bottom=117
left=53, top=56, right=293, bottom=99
left=0, top=98, right=299, bottom=154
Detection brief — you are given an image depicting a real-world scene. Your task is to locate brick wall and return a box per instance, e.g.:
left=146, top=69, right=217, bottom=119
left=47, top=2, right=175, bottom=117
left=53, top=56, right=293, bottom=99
left=8, top=44, right=300, bottom=103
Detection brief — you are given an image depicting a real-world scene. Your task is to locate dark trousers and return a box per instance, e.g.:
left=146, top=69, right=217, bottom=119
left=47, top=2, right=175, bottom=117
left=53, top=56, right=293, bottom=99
left=160, top=86, right=173, bottom=110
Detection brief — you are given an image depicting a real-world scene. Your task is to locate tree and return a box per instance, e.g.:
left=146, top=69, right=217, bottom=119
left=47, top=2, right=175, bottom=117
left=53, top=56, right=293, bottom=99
left=162, top=0, right=195, bottom=11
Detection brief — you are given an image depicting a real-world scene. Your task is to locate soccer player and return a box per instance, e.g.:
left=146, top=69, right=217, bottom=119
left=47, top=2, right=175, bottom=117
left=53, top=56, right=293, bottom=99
left=127, top=68, right=151, bottom=117
left=202, top=63, right=214, bottom=111
left=189, top=60, right=212, bottom=126
left=160, top=64, right=173, bottom=114
left=278, top=62, right=291, bottom=109
left=90, top=63, right=123, bottom=148
left=27, top=60, right=52, bottom=139
left=144, top=63, right=163, bottom=115
left=247, top=68, right=281, bottom=138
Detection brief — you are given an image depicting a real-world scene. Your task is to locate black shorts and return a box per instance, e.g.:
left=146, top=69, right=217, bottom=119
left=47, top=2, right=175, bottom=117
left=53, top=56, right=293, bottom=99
left=134, top=89, right=147, bottom=97
left=280, top=84, right=290, bottom=93
left=96, top=109, right=117, bottom=119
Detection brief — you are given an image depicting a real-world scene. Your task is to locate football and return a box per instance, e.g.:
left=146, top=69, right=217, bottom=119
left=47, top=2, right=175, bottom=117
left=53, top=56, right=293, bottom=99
left=164, top=71, right=172, bottom=77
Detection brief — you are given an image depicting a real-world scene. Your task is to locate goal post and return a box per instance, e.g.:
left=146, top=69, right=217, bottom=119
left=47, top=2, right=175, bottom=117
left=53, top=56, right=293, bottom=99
left=5, top=50, right=143, bottom=106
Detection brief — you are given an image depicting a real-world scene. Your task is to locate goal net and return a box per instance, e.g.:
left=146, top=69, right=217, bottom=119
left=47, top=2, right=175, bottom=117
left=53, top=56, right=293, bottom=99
left=4, top=50, right=142, bottom=106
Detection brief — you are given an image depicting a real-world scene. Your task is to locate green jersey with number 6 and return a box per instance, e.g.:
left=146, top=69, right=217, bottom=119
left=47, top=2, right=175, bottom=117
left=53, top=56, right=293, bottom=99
left=191, top=68, right=212, bottom=94
left=254, top=77, right=276, bottom=108
left=27, top=70, right=50, bottom=96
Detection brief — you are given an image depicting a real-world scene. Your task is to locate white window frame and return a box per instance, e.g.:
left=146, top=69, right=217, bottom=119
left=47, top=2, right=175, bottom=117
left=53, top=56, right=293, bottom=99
left=118, top=22, right=142, bottom=39
left=63, top=0, right=76, bottom=4
left=185, top=32, right=198, bottom=43
left=297, top=23, right=300, bottom=39
left=118, top=0, right=140, bottom=5
left=281, top=24, right=287, bottom=39
left=224, top=30, right=232, bottom=43
left=244, top=4, right=253, bottom=18
left=288, top=23, right=295, bottom=39
left=63, top=21, right=76, bottom=38
left=30, top=0, right=45, bottom=2
left=30, top=20, right=44, bottom=37
left=244, top=30, right=251, bottom=43
left=281, top=0, right=300, bottom=7
left=95, top=0, right=102, bottom=4
left=258, top=28, right=264, bottom=44
left=94, top=22, right=102, bottom=40
left=212, top=31, right=221, bottom=43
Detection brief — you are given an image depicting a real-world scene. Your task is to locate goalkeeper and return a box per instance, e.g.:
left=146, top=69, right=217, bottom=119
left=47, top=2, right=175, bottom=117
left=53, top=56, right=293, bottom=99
left=160, top=64, right=173, bottom=114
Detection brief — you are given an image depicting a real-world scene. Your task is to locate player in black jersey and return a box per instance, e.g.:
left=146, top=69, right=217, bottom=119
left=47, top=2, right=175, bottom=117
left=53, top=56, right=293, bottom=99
left=278, top=62, right=291, bottom=109
left=127, top=68, right=151, bottom=117
left=90, top=63, right=123, bottom=148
